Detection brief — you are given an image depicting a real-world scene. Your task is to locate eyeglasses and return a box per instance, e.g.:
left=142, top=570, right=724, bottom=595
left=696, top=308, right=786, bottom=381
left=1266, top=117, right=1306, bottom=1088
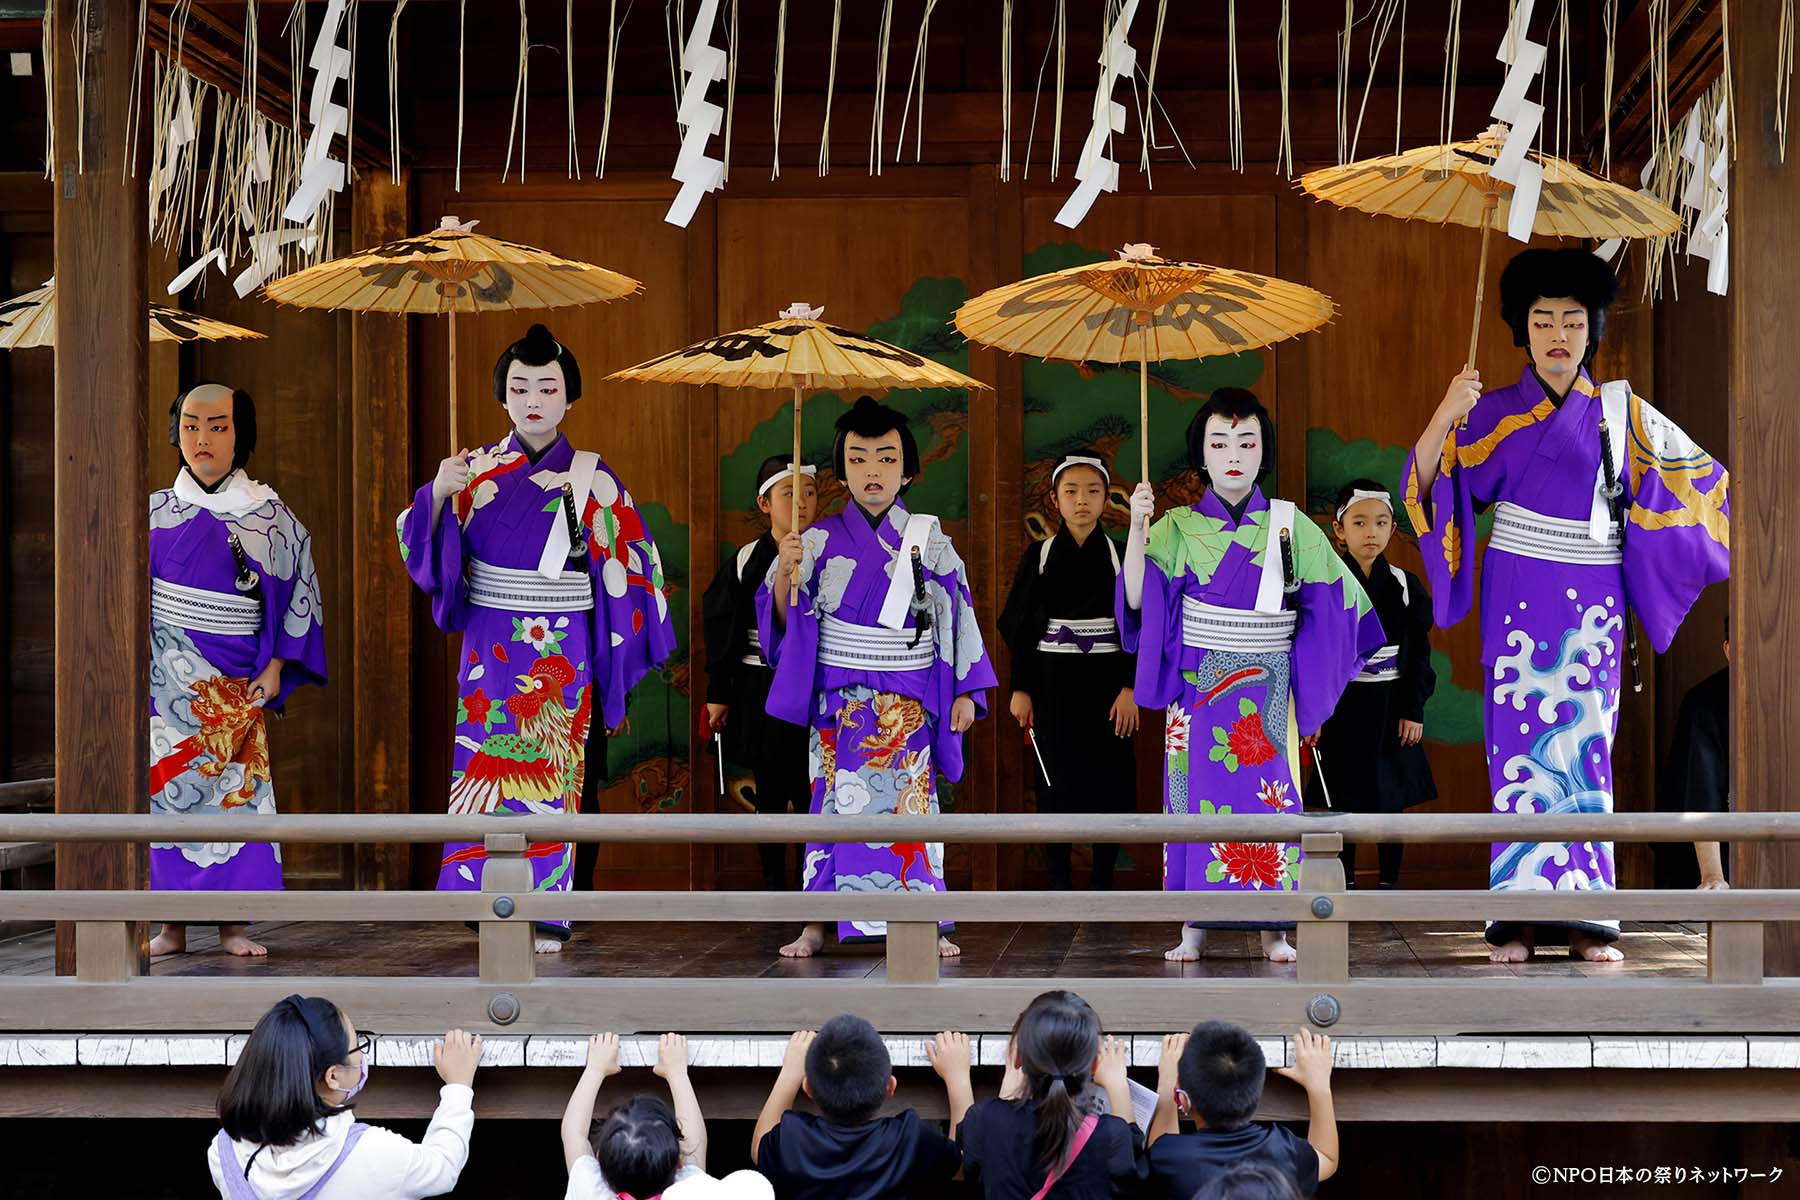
left=349, top=1033, right=373, bottom=1060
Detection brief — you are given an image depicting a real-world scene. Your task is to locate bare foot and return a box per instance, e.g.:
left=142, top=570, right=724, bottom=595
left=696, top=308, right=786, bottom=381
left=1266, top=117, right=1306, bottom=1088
left=1261, top=931, right=1297, bottom=963
left=938, top=937, right=961, bottom=958
left=535, top=937, right=565, bottom=954
left=1488, top=938, right=1533, bottom=963
left=218, top=926, right=268, bottom=958
left=1570, top=934, right=1624, bottom=963
left=779, top=924, right=825, bottom=958
left=1164, top=925, right=1205, bottom=962
left=148, top=925, right=187, bottom=957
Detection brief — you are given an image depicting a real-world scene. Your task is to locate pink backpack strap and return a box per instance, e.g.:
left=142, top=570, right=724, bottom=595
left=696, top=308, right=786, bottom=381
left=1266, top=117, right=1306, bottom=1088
left=1028, top=1113, right=1101, bottom=1200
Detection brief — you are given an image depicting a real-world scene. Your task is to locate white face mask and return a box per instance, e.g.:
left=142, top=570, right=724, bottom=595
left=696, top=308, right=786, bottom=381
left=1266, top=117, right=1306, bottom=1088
left=1200, top=414, right=1263, bottom=505
left=503, top=359, right=571, bottom=440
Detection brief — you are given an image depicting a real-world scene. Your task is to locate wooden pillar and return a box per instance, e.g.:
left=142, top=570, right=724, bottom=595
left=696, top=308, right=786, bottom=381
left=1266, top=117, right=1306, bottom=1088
left=684, top=200, right=720, bottom=892
left=350, top=170, right=414, bottom=892
left=1729, top=0, right=1800, bottom=978
left=966, top=166, right=1024, bottom=891
left=52, top=0, right=149, bottom=976
left=1296, top=832, right=1348, bottom=985
left=477, top=833, right=534, bottom=984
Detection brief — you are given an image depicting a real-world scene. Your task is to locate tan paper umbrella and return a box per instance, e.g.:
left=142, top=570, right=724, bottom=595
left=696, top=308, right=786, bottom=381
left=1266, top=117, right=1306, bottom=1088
left=0, top=280, right=266, bottom=349
left=1299, top=129, right=1681, bottom=368
left=608, top=302, right=989, bottom=602
left=261, top=216, right=643, bottom=451
left=954, top=245, right=1335, bottom=482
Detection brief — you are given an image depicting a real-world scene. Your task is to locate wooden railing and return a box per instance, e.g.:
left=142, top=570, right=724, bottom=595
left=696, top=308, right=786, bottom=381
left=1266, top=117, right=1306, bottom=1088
left=1, top=811, right=1797, bottom=1036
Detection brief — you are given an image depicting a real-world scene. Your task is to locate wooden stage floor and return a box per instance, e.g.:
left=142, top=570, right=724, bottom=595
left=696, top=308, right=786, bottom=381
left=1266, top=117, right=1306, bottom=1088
left=0, top=918, right=1714, bottom=981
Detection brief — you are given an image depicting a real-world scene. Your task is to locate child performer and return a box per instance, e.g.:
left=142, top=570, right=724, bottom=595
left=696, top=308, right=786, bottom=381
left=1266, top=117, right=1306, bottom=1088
left=1406, top=248, right=1730, bottom=963
left=1120, top=389, right=1382, bottom=964
left=398, top=324, right=676, bottom=954
left=150, top=383, right=327, bottom=959
left=998, top=454, right=1139, bottom=890
left=701, top=456, right=820, bottom=890
left=1316, top=479, right=1438, bottom=888
left=760, top=396, right=996, bottom=960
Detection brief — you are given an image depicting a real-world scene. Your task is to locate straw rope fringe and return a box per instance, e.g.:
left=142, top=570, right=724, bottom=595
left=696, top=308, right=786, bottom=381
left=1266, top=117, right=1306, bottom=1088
left=771, top=0, right=787, bottom=178
left=818, top=0, right=841, bottom=175
left=1276, top=0, right=1293, bottom=176
left=1602, top=0, right=1618, bottom=174
left=1000, top=0, right=1013, bottom=180
left=455, top=0, right=465, bottom=189
left=1438, top=0, right=1463, bottom=164
left=1137, top=0, right=1168, bottom=177
left=1349, top=0, right=1403, bottom=163
left=1227, top=0, right=1242, bottom=171
left=1778, top=0, right=1795, bottom=161
left=501, top=0, right=529, bottom=181
left=894, top=0, right=941, bottom=164
left=723, top=0, right=740, bottom=183
left=595, top=0, right=626, bottom=179
left=124, top=0, right=151, bottom=181
left=868, top=0, right=895, bottom=175
left=387, top=0, right=409, bottom=184
left=566, top=0, right=580, bottom=179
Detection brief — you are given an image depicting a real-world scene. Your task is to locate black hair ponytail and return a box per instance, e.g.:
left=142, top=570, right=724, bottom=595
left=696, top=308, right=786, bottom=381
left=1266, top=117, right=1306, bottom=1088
left=1013, top=992, right=1103, bottom=1174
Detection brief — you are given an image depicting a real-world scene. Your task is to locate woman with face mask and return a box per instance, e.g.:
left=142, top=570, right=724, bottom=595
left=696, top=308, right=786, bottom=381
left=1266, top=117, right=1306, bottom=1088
left=149, top=383, right=328, bottom=960
left=209, top=995, right=482, bottom=1199
left=396, top=324, right=677, bottom=953
left=1405, top=248, right=1731, bottom=964
left=1120, top=389, right=1384, bottom=964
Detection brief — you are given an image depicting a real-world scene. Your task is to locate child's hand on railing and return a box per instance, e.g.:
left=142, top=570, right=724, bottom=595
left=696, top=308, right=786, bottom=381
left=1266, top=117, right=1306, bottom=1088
left=1156, top=1032, right=1188, bottom=1100
left=1095, top=1034, right=1129, bottom=1092
left=1275, top=1028, right=1333, bottom=1097
left=435, top=1028, right=482, bottom=1088
left=926, top=1029, right=971, bottom=1081
left=778, top=1029, right=815, bottom=1082
left=654, top=1032, right=689, bottom=1080
left=585, top=1032, right=622, bottom=1079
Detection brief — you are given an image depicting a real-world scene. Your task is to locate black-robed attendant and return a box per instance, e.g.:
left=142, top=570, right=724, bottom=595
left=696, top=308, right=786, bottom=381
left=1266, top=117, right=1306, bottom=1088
left=1315, top=479, right=1438, bottom=888
left=701, top=455, right=819, bottom=890
left=998, top=455, right=1140, bottom=890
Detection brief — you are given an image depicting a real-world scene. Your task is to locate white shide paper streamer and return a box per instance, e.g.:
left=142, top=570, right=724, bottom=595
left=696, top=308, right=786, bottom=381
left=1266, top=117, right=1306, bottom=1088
left=666, top=0, right=727, bottom=228
left=1053, top=0, right=1139, bottom=229
left=1487, top=0, right=1546, bottom=244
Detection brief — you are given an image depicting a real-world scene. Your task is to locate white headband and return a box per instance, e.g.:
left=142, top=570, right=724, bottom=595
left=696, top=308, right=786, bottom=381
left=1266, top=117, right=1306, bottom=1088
left=1335, top=489, right=1393, bottom=521
left=1051, top=455, right=1110, bottom=487
left=759, top=463, right=818, bottom=497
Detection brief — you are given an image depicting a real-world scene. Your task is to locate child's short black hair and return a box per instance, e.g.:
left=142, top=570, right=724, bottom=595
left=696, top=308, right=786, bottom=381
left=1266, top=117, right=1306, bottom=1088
left=167, top=382, right=258, bottom=472
left=1190, top=1160, right=1304, bottom=1200
left=1186, top=388, right=1274, bottom=484
left=805, top=1014, right=893, bottom=1123
left=832, top=395, right=920, bottom=487
left=594, top=1095, right=684, bottom=1198
left=757, top=453, right=803, bottom=493
left=492, top=322, right=583, bottom=405
left=1177, top=1020, right=1266, bottom=1131
left=217, top=995, right=354, bottom=1148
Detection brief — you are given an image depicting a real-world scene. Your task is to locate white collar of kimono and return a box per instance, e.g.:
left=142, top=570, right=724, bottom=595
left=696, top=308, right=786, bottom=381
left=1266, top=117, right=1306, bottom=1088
left=1051, top=455, right=1110, bottom=486
left=173, top=467, right=277, bottom=516
left=758, top=463, right=818, bottom=497
left=1335, top=489, right=1392, bottom=521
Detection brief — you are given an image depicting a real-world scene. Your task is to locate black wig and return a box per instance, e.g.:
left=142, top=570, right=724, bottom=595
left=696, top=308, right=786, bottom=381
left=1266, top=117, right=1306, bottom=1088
left=1185, top=387, right=1274, bottom=484
left=168, top=382, right=257, bottom=472
left=832, top=395, right=921, bottom=489
left=1498, top=247, right=1619, bottom=369
left=492, top=323, right=583, bottom=405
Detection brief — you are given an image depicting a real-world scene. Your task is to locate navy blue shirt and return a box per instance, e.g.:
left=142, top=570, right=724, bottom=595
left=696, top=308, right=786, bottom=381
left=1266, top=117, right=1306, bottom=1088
left=755, top=1110, right=961, bottom=1200
left=1147, top=1123, right=1319, bottom=1198
left=957, top=1100, right=1148, bottom=1199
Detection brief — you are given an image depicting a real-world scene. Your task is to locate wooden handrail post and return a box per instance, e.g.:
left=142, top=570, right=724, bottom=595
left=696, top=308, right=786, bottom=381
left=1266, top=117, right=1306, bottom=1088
left=885, top=921, right=941, bottom=984
left=1297, top=833, right=1348, bottom=986
left=74, top=921, right=142, bottom=983
left=478, top=834, right=534, bottom=985
left=1707, top=921, right=1764, bottom=985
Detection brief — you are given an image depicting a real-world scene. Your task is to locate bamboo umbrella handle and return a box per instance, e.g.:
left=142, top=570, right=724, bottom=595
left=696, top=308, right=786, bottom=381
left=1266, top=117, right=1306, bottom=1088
left=1465, top=192, right=1500, bottom=372
left=448, top=309, right=460, bottom=456
left=1138, top=318, right=1151, bottom=546
left=789, top=378, right=804, bottom=607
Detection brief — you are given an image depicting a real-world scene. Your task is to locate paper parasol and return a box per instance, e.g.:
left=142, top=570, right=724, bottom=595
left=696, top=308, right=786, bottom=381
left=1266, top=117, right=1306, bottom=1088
left=0, top=280, right=266, bottom=350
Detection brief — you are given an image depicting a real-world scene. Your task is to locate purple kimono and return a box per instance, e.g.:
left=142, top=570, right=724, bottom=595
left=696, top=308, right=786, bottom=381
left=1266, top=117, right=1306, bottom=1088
left=1120, top=489, right=1382, bottom=927
left=149, top=471, right=327, bottom=891
left=398, top=433, right=675, bottom=929
left=757, top=502, right=997, bottom=942
left=1403, top=367, right=1730, bottom=945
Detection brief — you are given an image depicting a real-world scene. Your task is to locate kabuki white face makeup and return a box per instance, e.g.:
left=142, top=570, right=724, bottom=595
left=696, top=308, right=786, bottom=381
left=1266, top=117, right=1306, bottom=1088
left=177, top=384, right=238, bottom=487
left=758, top=470, right=819, bottom=538
left=1054, top=464, right=1108, bottom=540
left=841, top=431, right=909, bottom=517
left=504, top=359, right=570, bottom=448
left=1527, top=295, right=1590, bottom=391
left=1201, top=414, right=1262, bottom=506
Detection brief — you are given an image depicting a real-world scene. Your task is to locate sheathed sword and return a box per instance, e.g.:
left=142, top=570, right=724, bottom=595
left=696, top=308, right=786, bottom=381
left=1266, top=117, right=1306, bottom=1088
left=1597, top=417, right=1644, bottom=693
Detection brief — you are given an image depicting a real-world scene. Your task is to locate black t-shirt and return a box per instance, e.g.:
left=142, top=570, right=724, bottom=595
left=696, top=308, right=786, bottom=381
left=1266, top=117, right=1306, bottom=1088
left=957, top=1099, right=1148, bottom=1199
left=755, top=1110, right=961, bottom=1200
left=1146, top=1123, right=1319, bottom=1198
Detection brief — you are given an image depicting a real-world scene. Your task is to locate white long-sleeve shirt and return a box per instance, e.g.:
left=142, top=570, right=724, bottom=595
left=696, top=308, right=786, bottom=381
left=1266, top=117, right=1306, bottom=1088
left=207, top=1084, right=474, bottom=1200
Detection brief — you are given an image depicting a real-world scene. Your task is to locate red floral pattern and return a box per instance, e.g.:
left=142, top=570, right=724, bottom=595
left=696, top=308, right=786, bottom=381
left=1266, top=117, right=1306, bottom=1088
left=463, top=689, right=493, bottom=725
left=1226, top=712, right=1277, bottom=767
left=1213, top=841, right=1288, bottom=890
